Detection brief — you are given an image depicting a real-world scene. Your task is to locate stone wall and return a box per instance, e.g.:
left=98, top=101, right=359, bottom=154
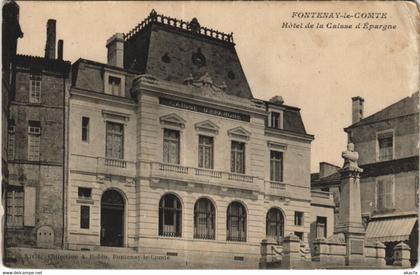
left=6, top=67, right=67, bottom=248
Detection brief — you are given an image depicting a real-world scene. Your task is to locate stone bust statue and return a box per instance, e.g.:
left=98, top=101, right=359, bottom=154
left=342, top=143, right=363, bottom=173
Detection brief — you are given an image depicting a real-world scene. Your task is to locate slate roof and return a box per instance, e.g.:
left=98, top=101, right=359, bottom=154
left=345, top=91, right=419, bottom=130
left=283, top=107, right=308, bottom=135
left=15, top=54, right=71, bottom=75
left=123, top=10, right=253, bottom=99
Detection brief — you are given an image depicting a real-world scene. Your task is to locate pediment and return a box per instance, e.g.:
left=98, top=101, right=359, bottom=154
left=159, top=113, right=186, bottom=128
left=195, top=120, right=219, bottom=134
left=227, top=126, right=251, bottom=140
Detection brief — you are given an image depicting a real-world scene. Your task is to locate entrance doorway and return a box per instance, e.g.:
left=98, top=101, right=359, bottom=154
left=101, top=189, right=124, bottom=247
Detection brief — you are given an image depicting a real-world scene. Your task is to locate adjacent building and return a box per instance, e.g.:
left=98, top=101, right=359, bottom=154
left=312, top=93, right=419, bottom=266
left=2, top=0, right=23, bottom=224
left=5, top=18, right=71, bottom=249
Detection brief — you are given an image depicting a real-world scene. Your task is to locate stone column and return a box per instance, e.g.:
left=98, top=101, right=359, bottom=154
left=334, top=143, right=366, bottom=266
left=393, top=242, right=411, bottom=268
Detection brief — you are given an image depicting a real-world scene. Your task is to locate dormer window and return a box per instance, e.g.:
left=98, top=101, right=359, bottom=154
left=268, top=111, right=283, bottom=129
left=104, top=71, right=125, bottom=97
left=108, top=76, right=121, bottom=96
left=271, top=112, right=280, bottom=129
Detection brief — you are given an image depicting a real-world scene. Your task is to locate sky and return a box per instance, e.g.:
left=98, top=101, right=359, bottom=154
left=15, top=1, right=419, bottom=172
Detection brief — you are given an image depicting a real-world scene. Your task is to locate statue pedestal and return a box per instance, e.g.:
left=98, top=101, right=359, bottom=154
left=334, top=168, right=366, bottom=266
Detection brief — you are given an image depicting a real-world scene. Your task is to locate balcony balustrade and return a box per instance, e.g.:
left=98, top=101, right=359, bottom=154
left=104, top=158, right=127, bottom=168
left=69, top=154, right=136, bottom=178
left=149, top=162, right=259, bottom=192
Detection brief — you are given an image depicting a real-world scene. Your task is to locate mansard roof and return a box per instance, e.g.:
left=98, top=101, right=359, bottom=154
left=123, top=10, right=253, bottom=99
left=345, top=91, right=419, bottom=130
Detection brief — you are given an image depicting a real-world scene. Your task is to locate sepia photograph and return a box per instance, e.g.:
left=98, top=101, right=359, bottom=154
left=1, top=0, right=419, bottom=271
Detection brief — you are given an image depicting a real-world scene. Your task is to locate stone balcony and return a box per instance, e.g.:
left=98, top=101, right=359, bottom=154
left=70, top=154, right=136, bottom=178
left=143, top=161, right=260, bottom=192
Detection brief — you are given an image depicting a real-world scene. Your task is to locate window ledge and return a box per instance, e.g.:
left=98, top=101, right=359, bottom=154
left=77, top=198, right=94, bottom=204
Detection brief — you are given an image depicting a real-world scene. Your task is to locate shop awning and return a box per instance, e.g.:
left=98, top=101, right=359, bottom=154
left=365, top=216, right=417, bottom=243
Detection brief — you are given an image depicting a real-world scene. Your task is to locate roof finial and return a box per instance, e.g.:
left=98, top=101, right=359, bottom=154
left=189, top=17, right=201, bottom=33
left=150, top=9, right=157, bottom=20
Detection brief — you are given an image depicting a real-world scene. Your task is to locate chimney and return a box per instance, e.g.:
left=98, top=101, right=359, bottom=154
left=106, top=33, right=124, bottom=68
left=352, top=96, right=364, bottom=124
left=319, top=162, right=340, bottom=179
left=44, top=19, right=56, bottom=59
left=57, top=39, right=63, bottom=60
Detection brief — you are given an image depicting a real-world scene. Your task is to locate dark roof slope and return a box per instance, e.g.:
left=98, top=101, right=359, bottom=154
left=346, top=92, right=419, bottom=130
left=15, top=54, right=71, bottom=75
left=283, top=108, right=307, bottom=134
left=123, top=10, right=253, bottom=99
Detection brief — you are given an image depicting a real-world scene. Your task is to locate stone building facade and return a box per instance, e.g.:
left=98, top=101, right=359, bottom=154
left=312, top=93, right=419, bottom=266
left=65, top=11, right=333, bottom=268
left=5, top=19, right=71, bottom=249
left=1, top=9, right=337, bottom=269
left=2, top=0, right=23, bottom=218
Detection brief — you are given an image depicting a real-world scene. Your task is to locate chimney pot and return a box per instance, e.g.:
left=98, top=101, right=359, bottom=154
left=57, top=39, right=63, bottom=60
left=106, top=33, right=124, bottom=68
left=352, top=96, right=364, bottom=124
left=44, top=19, right=56, bottom=59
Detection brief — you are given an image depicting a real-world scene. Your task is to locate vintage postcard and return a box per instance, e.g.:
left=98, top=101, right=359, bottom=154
left=1, top=0, right=419, bottom=271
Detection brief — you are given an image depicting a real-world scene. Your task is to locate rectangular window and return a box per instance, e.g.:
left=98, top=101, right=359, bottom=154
left=294, top=211, right=303, bottom=226
left=231, top=141, right=245, bottom=174
left=8, top=125, right=15, bottom=160
left=81, top=117, right=89, bottom=142
left=376, top=177, right=394, bottom=210
left=271, top=112, right=280, bottom=129
left=294, top=232, right=303, bottom=241
left=378, top=132, right=393, bottom=161
left=6, top=187, right=24, bottom=228
left=80, top=206, right=90, bottom=229
left=106, top=122, right=124, bottom=159
left=198, top=135, right=214, bottom=169
left=78, top=187, right=92, bottom=199
left=316, top=216, right=327, bottom=238
left=28, top=121, right=41, bottom=161
left=29, top=74, right=41, bottom=103
left=163, top=129, right=180, bottom=164
left=108, top=76, right=122, bottom=96
left=270, top=151, right=283, bottom=182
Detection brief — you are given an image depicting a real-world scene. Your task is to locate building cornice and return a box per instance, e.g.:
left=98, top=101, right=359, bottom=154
left=70, top=88, right=136, bottom=109
left=264, top=127, right=314, bottom=143
left=132, top=75, right=267, bottom=119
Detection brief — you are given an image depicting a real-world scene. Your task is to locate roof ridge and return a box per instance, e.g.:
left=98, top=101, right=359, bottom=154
left=124, top=9, right=234, bottom=44
left=346, top=93, right=419, bottom=129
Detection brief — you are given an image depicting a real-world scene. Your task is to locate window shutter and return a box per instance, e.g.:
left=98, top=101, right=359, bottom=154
left=24, top=186, right=36, bottom=226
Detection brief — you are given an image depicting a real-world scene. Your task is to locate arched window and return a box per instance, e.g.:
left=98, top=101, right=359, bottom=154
left=266, top=208, right=284, bottom=241
left=159, top=194, right=182, bottom=237
left=227, top=201, right=246, bottom=242
left=194, top=198, right=215, bottom=240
